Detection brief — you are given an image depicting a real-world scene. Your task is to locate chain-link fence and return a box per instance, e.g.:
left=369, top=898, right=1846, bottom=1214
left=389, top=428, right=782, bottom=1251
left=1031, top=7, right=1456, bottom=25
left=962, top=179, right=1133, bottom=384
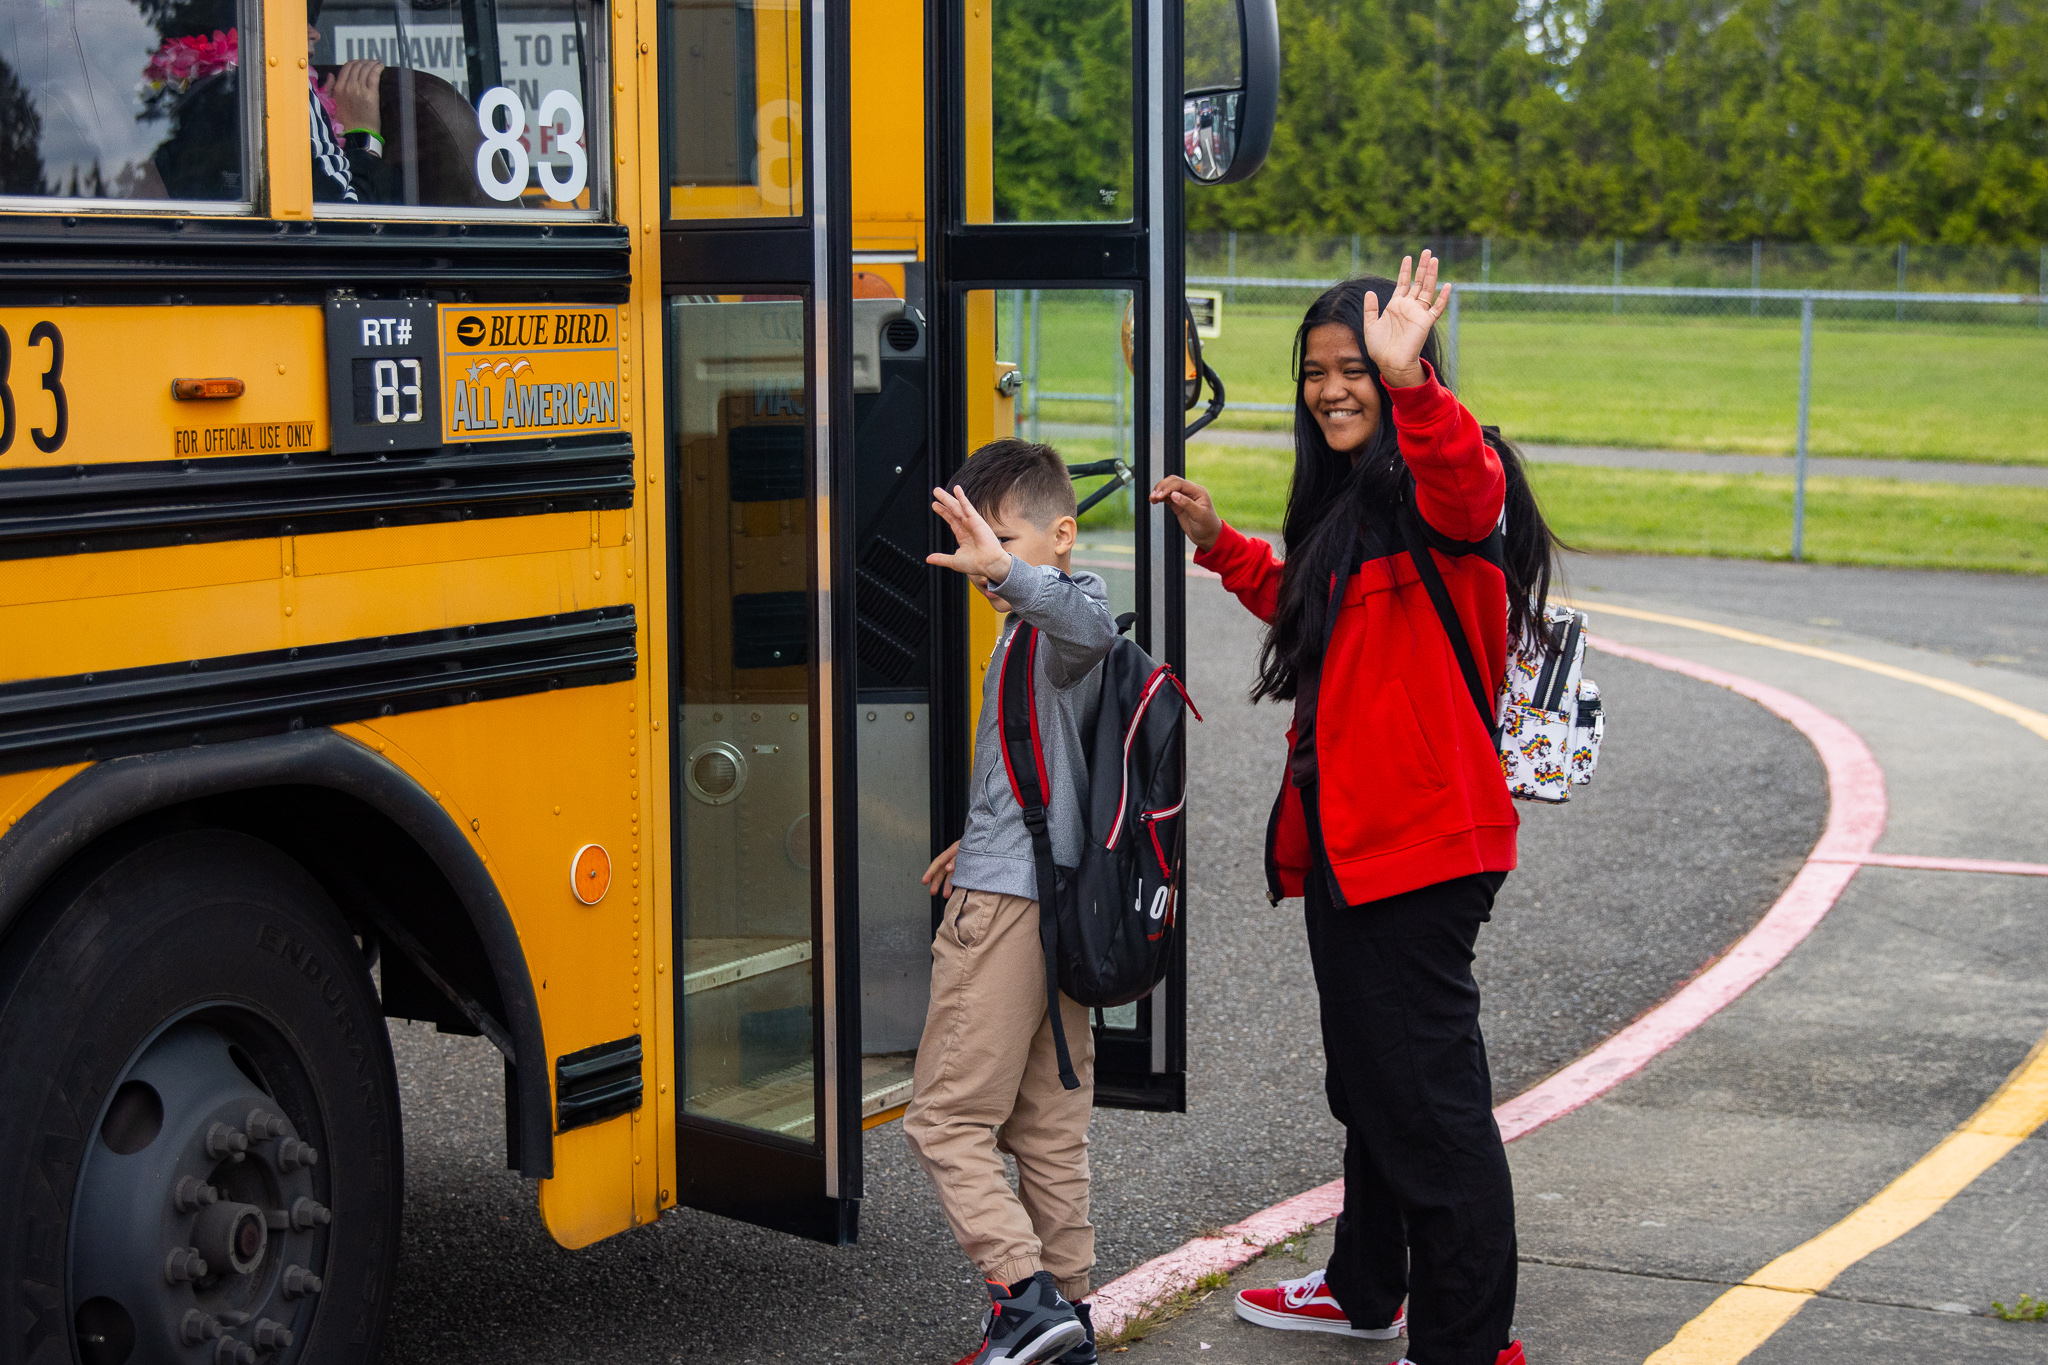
left=1189, top=233, right=2048, bottom=327
left=995, top=239, right=2048, bottom=561
left=1180, top=233, right=2047, bottom=502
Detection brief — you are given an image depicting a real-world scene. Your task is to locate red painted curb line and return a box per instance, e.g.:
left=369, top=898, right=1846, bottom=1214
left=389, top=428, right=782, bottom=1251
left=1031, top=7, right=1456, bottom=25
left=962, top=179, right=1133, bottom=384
left=1815, top=851, right=2048, bottom=877
left=1086, top=632, right=1889, bottom=1341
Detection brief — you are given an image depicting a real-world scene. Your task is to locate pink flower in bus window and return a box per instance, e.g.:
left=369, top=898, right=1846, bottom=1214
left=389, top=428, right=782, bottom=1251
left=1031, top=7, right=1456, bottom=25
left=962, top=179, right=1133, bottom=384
left=142, top=30, right=238, bottom=93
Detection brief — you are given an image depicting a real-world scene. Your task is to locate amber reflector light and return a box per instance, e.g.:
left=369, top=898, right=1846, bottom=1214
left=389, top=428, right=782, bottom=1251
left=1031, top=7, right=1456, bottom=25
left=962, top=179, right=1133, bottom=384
left=171, top=378, right=246, bottom=400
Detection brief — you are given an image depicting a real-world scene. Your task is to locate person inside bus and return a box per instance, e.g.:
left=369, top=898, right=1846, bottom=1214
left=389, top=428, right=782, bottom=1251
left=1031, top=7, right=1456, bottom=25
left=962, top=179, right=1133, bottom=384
left=307, top=2, right=391, bottom=203
left=910, top=442, right=1116, bottom=1365
left=1150, top=251, right=1561, bottom=1365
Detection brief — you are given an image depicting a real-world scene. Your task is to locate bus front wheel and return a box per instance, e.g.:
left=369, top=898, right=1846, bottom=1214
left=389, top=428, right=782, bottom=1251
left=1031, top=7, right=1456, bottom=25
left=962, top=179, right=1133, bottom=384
left=0, top=829, right=403, bottom=1365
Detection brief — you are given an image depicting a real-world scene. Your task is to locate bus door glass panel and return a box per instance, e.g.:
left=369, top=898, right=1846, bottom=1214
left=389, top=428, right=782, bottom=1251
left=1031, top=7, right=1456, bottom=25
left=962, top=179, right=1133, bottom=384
left=310, top=0, right=609, bottom=212
left=954, top=286, right=1163, bottom=1047
left=672, top=295, right=819, bottom=1143
left=662, top=0, right=803, bottom=219
left=970, top=0, right=1130, bottom=224
left=970, top=288, right=1137, bottom=625
left=848, top=289, right=931, bottom=1124
left=0, top=0, right=251, bottom=205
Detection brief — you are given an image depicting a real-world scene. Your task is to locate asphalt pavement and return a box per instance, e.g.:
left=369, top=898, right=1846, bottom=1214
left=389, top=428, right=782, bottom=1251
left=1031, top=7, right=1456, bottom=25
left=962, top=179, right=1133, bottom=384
left=1561, top=553, right=2048, bottom=679
left=1119, top=589, right=2048, bottom=1363
left=376, top=569, right=1829, bottom=1364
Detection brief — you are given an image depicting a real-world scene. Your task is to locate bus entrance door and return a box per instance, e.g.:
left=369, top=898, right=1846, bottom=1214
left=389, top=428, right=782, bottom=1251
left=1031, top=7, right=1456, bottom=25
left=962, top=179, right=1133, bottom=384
left=660, top=0, right=866, bottom=1243
left=918, top=0, right=1192, bottom=1115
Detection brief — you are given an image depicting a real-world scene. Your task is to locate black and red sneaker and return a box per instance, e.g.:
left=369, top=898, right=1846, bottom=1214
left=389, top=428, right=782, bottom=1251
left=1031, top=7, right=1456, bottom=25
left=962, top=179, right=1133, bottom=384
left=1055, top=1301, right=1096, bottom=1364
left=952, top=1273, right=1088, bottom=1365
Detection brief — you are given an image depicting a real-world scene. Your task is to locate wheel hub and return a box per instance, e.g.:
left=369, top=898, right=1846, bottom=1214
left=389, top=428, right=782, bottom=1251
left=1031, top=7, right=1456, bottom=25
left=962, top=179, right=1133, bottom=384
left=71, top=1020, right=329, bottom=1365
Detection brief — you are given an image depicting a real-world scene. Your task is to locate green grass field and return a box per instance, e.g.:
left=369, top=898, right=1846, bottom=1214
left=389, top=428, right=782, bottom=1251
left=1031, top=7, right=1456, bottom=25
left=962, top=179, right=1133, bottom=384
left=1009, top=293, right=2047, bottom=573
left=1149, top=443, right=2048, bottom=574
left=1014, top=298, right=2048, bottom=465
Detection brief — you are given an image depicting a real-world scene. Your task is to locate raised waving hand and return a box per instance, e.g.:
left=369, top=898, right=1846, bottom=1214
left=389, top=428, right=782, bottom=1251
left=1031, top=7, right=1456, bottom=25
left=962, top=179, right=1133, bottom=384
left=1362, top=249, right=1452, bottom=389
left=925, top=484, right=1013, bottom=586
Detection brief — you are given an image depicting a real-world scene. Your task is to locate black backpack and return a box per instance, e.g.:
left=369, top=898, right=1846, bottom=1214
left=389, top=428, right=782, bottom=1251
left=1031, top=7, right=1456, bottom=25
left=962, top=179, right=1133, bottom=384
left=997, top=614, right=1200, bottom=1091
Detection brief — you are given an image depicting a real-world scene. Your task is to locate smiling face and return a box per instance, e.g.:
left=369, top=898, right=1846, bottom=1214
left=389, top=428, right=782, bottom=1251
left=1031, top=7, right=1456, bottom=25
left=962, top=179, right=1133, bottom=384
left=972, top=493, right=1075, bottom=612
left=1301, top=321, right=1383, bottom=459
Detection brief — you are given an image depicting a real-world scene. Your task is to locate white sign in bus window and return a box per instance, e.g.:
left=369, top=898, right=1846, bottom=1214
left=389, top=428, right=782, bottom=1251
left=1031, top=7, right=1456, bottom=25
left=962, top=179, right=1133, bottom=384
left=330, top=23, right=594, bottom=203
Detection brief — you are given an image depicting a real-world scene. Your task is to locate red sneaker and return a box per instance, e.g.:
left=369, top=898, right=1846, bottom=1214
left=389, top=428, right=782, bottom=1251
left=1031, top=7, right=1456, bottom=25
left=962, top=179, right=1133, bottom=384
left=1393, top=1349, right=1522, bottom=1365
left=1232, top=1269, right=1406, bottom=1339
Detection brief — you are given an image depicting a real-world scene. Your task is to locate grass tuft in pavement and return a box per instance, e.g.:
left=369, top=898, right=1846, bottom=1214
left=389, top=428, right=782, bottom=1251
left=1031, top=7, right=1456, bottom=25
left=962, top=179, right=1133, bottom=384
left=1993, top=1293, right=2048, bottom=1322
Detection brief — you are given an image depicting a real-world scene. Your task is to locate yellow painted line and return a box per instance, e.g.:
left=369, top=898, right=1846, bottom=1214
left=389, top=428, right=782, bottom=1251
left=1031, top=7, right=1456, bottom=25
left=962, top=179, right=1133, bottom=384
left=1645, top=1030, right=2048, bottom=1363
left=1565, top=597, right=2048, bottom=1362
left=1563, top=598, right=2048, bottom=744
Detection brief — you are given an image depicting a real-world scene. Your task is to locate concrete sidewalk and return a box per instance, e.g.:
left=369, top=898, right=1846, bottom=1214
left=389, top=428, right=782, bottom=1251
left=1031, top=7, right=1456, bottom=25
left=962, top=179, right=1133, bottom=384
left=1038, top=421, right=2048, bottom=486
left=1114, top=601, right=2048, bottom=1363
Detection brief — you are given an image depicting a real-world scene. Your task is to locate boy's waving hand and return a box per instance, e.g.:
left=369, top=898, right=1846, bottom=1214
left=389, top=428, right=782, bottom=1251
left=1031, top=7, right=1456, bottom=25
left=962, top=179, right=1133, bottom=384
left=928, top=484, right=1014, bottom=586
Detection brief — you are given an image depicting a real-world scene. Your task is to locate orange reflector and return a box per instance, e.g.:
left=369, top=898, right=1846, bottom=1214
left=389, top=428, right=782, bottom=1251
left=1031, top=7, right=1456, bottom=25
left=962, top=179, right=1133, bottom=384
left=171, top=377, right=246, bottom=400
left=570, top=843, right=612, bottom=905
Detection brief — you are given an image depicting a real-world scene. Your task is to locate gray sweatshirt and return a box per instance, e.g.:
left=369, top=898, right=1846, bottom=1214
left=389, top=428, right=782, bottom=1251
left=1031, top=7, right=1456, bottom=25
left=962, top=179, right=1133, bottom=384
left=951, top=561, right=1118, bottom=901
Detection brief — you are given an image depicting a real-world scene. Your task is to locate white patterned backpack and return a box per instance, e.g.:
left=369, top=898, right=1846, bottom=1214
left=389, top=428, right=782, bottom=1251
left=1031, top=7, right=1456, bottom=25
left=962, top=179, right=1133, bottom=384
left=1495, top=604, right=1604, bottom=802
left=1400, top=510, right=1605, bottom=805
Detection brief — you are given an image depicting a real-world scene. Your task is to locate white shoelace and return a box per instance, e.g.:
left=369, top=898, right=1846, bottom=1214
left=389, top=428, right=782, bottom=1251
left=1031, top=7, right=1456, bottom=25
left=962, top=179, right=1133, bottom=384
left=1276, top=1268, right=1330, bottom=1308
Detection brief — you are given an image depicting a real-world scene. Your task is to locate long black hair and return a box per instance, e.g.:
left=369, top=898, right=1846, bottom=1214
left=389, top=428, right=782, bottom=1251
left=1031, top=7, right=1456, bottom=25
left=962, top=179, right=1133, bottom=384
left=1251, top=276, right=1565, bottom=705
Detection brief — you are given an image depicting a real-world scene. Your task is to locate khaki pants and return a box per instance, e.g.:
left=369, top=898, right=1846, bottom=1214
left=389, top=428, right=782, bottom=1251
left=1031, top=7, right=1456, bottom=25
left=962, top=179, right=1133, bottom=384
left=904, top=888, right=1095, bottom=1299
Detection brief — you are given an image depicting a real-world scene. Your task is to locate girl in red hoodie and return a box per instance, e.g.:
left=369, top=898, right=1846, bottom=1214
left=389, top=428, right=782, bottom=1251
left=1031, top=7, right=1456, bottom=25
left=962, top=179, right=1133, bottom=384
left=1151, top=252, right=1562, bottom=1365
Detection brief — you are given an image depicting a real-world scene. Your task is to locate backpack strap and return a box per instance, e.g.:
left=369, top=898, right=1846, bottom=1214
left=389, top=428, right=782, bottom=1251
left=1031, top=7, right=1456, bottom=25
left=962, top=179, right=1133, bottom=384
left=996, top=620, right=1081, bottom=1092
left=1398, top=506, right=1503, bottom=746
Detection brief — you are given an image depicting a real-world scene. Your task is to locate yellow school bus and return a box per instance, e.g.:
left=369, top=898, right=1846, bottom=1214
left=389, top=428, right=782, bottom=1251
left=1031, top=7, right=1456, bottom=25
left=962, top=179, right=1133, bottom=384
left=0, top=0, right=1272, bottom=1356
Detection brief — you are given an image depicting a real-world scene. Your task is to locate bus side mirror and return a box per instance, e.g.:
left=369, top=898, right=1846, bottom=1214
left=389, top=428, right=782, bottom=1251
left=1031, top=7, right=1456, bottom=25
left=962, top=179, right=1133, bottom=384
left=1182, top=0, right=1279, bottom=185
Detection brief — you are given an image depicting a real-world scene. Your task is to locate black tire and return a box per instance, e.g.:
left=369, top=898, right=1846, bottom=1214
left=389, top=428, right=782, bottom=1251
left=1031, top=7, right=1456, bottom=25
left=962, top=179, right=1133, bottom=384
left=0, top=828, right=403, bottom=1365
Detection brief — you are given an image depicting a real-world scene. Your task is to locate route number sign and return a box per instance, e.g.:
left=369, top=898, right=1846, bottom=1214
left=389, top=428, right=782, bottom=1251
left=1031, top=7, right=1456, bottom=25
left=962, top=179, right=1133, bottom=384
left=323, top=298, right=445, bottom=455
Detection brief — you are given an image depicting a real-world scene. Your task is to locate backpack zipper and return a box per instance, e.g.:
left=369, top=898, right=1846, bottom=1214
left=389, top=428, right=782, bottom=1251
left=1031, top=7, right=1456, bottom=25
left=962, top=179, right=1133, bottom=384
left=1536, top=615, right=1581, bottom=713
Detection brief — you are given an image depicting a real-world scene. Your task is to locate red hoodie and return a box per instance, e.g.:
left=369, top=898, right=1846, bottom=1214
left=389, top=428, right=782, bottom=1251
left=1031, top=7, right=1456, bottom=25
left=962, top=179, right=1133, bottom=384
left=1194, top=362, right=1516, bottom=906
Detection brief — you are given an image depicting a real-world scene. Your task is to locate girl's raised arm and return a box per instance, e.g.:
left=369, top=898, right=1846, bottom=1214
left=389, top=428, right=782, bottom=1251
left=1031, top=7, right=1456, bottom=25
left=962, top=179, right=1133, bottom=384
left=1150, top=475, right=1222, bottom=551
left=1153, top=475, right=1285, bottom=623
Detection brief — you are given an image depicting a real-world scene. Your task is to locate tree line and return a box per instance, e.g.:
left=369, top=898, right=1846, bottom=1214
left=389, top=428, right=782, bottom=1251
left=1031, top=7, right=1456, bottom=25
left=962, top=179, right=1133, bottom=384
left=1188, top=0, right=2048, bottom=245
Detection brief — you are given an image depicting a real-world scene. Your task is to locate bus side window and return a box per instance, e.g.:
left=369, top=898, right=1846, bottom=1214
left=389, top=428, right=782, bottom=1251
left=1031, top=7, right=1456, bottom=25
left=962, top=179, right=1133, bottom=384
left=309, top=0, right=610, bottom=215
left=0, top=0, right=249, bottom=205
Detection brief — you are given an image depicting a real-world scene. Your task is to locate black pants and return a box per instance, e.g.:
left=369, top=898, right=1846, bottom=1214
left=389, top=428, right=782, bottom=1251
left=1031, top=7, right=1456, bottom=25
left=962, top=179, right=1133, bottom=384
left=1304, top=865, right=1517, bottom=1365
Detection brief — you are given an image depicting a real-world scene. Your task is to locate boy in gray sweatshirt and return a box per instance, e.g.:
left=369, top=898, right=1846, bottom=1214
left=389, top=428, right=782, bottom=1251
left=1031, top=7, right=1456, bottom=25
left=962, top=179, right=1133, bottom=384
left=907, top=440, right=1117, bottom=1365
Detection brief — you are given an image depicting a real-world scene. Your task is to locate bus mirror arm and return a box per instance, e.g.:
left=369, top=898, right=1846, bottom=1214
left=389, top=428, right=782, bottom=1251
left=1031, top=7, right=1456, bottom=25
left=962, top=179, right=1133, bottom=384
left=1181, top=296, right=1227, bottom=440
left=1068, top=459, right=1136, bottom=518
